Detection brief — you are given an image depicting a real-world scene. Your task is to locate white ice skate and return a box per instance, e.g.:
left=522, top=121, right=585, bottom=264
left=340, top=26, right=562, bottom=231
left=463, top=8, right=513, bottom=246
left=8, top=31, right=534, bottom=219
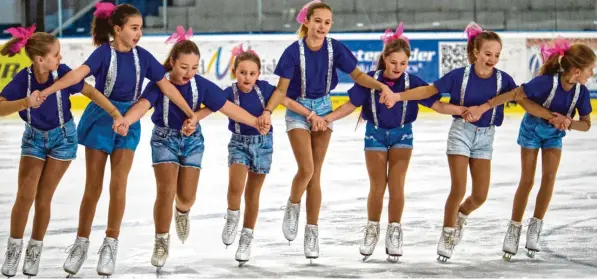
left=236, top=228, right=254, bottom=266
left=282, top=199, right=300, bottom=242
left=359, top=221, right=380, bottom=261
left=222, top=209, right=240, bottom=247
left=151, top=233, right=170, bottom=272
left=175, top=210, right=190, bottom=243
left=1, top=238, right=23, bottom=278
left=304, top=224, right=319, bottom=263
left=502, top=221, right=522, bottom=261
left=63, top=237, right=89, bottom=276
left=97, top=237, right=118, bottom=276
left=454, top=212, right=468, bottom=245
left=22, top=239, right=43, bottom=277
left=385, top=223, right=403, bottom=263
left=525, top=217, right=543, bottom=258
left=437, top=227, right=456, bottom=263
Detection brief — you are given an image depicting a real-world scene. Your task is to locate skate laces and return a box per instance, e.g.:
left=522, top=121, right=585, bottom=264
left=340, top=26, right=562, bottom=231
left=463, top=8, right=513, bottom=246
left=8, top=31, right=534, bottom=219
left=176, top=213, right=189, bottom=234
left=224, top=212, right=239, bottom=236
left=153, top=237, right=169, bottom=258
left=528, top=218, right=542, bottom=240
left=4, top=242, right=19, bottom=267
left=97, top=240, right=117, bottom=266
left=506, top=223, right=521, bottom=243
left=25, top=245, right=40, bottom=265
left=305, top=227, right=318, bottom=250
left=238, top=231, right=253, bottom=253
left=65, top=241, right=88, bottom=264
left=388, top=225, right=401, bottom=247
left=361, top=224, right=379, bottom=246
left=442, top=230, right=455, bottom=248
left=283, top=204, right=299, bottom=232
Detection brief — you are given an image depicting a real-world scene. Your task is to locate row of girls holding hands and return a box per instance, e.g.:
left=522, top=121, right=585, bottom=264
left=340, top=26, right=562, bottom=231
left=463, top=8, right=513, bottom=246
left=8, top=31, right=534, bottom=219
left=0, top=0, right=593, bottom=277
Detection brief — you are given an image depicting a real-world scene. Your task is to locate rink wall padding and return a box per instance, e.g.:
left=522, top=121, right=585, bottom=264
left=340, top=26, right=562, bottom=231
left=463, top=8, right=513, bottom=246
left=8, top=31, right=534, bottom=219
left=2, top=32, right=597, bottom=114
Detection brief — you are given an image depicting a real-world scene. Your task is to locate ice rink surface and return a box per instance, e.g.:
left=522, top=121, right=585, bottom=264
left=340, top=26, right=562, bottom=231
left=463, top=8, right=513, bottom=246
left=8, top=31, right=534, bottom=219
left=0, top=113, right=596, bottom=278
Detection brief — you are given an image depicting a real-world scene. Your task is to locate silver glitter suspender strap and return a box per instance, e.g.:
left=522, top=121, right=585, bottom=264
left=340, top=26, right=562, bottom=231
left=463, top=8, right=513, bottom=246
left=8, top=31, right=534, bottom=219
left=370, top=70, right=382, bottom=127
left=542, top=75, right=559, bottom=109
left=26, top=67, right=32, bottom=124
left=400, top=73, right=410, bottom=127
left=51, top=70, right=65, bottom=127
left=489, top=70, right=502, bottom=126
left=567, top=83, right=581, bottom=118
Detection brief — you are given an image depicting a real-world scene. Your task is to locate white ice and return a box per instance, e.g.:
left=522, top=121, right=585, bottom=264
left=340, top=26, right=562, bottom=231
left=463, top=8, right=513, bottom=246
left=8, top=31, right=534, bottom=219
left=0, top=113, right=596, bottom=278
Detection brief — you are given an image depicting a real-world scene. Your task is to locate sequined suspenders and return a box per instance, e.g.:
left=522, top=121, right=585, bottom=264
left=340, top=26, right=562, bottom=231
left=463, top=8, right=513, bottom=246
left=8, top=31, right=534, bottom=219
left=542, top=74, right=580, bottom=118
left=232, top=82, right=265, bottom=134
left=162, top=73, right=199, bottom=128
left=103, top=45, right=141, bottom=101
left=460, top=65, right=502, bottom=125
left=298, top=37, right=333, bottom=99
left=370, top=71, right=410, bottom=128
left=26, top=67, right=65, bottom=127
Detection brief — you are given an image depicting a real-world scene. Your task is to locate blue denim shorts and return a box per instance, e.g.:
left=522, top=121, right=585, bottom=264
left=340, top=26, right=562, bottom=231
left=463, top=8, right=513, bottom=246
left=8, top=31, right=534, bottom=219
left=77, top=100, right=141, bottom=154
left=150, top=125, right=205, bottom=169
left=21, top=119, right=78, bottom=161
left=285, top=95, right=334, bottom=132
left=446, top=119, right=496, bottom=160
left=517, top=113, right=565, bottom=149
left=228, top=133, right=273, bottom=174
left=364, top=121, right=413, bottom=151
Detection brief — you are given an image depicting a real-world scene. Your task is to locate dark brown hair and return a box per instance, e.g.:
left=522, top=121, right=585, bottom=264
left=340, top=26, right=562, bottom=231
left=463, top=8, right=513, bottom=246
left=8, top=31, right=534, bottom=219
left=92, top=4, right=141, bottom=46
left=163, top=40, right=200, bottom=72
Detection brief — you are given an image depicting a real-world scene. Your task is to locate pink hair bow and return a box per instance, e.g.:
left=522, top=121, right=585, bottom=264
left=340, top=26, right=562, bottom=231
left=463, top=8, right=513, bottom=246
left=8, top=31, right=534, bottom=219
left=231, top=44, right=258, bottom=57
left=381, top=22, right=408, bottom=45
left=165, top=26, right=193, bottom=44
left=3, top=24, right=36, bottom=54
left=464, top=21, right=483, bottom=41
left=296, top=0, right=321, bottom=24
left=540, top=37, right=571, bottom=62
left=94, top=2, right=116, bottom=19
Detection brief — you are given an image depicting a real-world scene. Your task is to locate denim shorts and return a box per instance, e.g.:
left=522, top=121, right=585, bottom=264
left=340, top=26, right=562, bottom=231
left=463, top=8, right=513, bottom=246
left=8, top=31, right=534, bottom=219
left=150, top=125, right=205, bottom=169
left=446, top=119, right=496, bottom=160
left=228, top=133, right=273, bottom=174
left=364, top=121, right=413, bottom=151
left=285, top=95, right=334, bottom=132
left=517, top=113, right=566, bottom=149
left=77, top=100, right=141, bottom=154
left=21, top=119, right=78, bottom=161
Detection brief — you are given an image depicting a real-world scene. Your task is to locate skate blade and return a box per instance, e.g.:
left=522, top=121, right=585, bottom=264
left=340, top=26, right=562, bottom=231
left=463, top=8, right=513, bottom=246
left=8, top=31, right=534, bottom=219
left=361, top=255, right=370, bottom=262
left=437, top=255, right=449, bottom=263
left=387, top=255, right=400, bottom=263
left=237, top=260, right=248, bottom=267
left=526, top=250, right=536, bottom=258
left=502, top=252, right=514, bottom=261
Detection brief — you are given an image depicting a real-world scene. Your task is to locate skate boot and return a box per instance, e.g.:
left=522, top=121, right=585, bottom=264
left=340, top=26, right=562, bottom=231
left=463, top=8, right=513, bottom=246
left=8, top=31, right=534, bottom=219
left=175, top=209, right=190, bottom=243
left=96, top=237, right=118, bottom=276
left=304, top=224, right=319, bottom=263
left=282, top=199, right=300, bottom=242
left=235, top=228, right=254, bottom=266
left=502, top=220, right=522, bottom=261
left=437, top=227, right=456, bottom=263
left=22, top=239, right=43, bottom=277
left=222, top=209, right=240, bottom=247
left=359, top=221, right=379, bottom=261
left=525, top=217, right=543, bottom=258
left=385, top=223, right=403, bottom=263
left=454, top=212, right=468, bottom=245
left=151, top=233, right=170, bottom=271
left=63, top=237, right=89, bottom=276
left=1, top=237, right=23, bottom=277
